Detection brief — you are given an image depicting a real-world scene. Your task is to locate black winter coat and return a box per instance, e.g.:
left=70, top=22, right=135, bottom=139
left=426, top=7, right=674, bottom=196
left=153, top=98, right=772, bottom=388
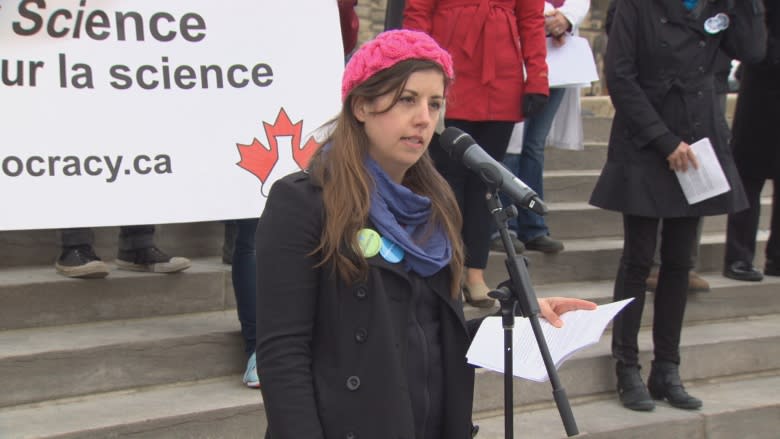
left=731, top=0, right=780, bottom=179
left=591, top=0, right=767, bottom=217
left=255, top=171, right=479, bottom=439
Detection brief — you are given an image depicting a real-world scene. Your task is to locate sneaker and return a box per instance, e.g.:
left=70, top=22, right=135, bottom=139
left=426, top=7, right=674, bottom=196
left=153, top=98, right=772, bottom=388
left=524, top=235, right=564, bottom=254
left=489, top=235, right=525, bottom=253
left=55, top=246, right=110, bottom=279
left=243, top=352, right=260, bottom=388
left=116, top=246, right=191, bottom=273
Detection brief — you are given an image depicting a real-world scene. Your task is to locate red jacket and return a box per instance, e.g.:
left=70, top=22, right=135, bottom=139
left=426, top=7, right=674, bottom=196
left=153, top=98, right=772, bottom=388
left=404, top=0, right=548, bottom=122
left=339, top=0, right=359, bottom=55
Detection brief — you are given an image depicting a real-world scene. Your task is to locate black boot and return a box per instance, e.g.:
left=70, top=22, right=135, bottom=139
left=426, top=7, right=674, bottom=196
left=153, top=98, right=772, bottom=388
left=615, top=362, right=655, bottom=411
left=647, top=360, right=702, bottom=410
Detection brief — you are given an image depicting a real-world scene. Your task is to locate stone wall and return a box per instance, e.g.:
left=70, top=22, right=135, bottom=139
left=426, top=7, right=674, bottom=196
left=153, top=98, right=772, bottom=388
left=354, top=0, right=610, bottom=95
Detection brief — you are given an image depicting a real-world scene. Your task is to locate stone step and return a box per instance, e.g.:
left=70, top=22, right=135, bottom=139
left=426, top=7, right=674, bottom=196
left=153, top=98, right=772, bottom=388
left=581, top=116, right=613, bottom=144
left=484, top=231, right=769, bottom=286
left=2, top=275, right=776, bottom=411
left=543, top=142, right=607, bottom=172
left=541, top=198, right=772, bottom=240
left=0, top=258, right=234, bottom=331
left=474, top=372, right=780, bottom=439
left=0, top=311, right=245, bottom=408
left=471, top=314, right=780, bottom=413
left=543, top=170, right=774, bottom=203
left=0, top=377, right=263, bottom=439
left=1, top=318, right=776, bottom=438
left=464, top=272, right=780, bottom=328
left=1, top=229, right=769, bottom=331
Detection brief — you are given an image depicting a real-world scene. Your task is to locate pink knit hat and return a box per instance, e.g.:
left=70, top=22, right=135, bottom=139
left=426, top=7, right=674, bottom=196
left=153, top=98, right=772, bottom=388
left=341, top=29, right=454, bottom=101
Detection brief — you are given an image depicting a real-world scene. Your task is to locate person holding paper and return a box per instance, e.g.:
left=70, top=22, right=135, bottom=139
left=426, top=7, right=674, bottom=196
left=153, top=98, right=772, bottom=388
left=254, top=29, right=595, bottom=439
left=590, top=0, right=767, bottom=412
left=724, top=0, right=780, bottom=282
left=403, top=0, right=550, bottom=308
left=493, top=0, right=591, bottom=255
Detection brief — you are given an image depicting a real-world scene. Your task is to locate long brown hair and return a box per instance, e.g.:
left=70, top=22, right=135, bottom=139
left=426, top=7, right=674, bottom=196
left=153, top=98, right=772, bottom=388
left=309, top=59, right=464, bottom=298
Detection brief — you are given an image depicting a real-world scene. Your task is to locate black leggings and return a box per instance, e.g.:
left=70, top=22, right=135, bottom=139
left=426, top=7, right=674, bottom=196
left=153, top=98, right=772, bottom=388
left=430, top=119, right=514, bottom=269
left=612, top=215, right=699, bottom=366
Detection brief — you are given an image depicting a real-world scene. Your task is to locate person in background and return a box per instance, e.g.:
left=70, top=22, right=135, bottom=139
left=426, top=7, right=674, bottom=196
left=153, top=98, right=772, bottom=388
left=591, top=0, right=766, bottom=412
left=723, top=0, right=779, bottom=282
left=231, top=0, right=364, bottom=390
left=404, top=0, right=550, bottom=308
left=607, top=0, right=728, bottom=294
left=494, top=0, right=591, bottom=255
left=254, top=29, right=596, bottom=439
left=56, top=226, right=190, bottom=278
left=339, top=0, right=360, bottom=56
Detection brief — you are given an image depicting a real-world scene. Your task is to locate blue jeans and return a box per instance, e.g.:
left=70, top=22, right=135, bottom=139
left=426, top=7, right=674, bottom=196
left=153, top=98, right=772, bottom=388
left=502, top=87, right=566, bottom=242
left=232, top=218, right=258, bottom=357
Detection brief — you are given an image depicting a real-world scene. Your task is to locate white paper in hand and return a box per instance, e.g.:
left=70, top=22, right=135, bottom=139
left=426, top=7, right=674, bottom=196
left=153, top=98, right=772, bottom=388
left=466, top=298, right=634, bottom=382
left=674, top=138, right=731, bottom=204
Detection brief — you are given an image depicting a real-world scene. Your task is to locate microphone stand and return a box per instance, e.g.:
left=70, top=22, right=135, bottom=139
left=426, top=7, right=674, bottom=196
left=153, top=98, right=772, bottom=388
left=485, top=189, right=580, bottom=438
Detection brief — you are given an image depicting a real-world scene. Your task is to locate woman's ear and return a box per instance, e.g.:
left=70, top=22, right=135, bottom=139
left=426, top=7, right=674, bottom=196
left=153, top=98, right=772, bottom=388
left=352, top=96, right=368, bottom=122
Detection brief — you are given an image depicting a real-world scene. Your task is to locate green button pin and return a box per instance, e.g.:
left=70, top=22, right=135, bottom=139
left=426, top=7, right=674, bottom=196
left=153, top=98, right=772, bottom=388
left=357, top=228, right=381, bottom=258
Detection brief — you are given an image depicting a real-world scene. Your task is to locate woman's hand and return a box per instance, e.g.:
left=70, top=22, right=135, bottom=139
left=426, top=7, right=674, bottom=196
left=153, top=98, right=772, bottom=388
left=667, top=141, right=699, bottom=172
left=537, top=297, right=598, bottom=328
left=544, top=10, right=571, bottom=38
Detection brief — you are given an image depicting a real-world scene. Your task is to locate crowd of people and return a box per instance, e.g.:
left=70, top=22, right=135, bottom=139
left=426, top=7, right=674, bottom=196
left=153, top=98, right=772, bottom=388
left=31, top=0, right=777, bottom=436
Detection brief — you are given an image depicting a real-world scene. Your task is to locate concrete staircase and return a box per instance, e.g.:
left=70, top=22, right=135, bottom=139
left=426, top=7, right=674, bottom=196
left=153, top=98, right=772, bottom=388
left=1, top=96, right=777, bottom=438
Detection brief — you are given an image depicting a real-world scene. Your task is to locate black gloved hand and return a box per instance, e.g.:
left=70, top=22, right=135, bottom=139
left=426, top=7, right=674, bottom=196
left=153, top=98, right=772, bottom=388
left=522, top=93, right=549, bottom=118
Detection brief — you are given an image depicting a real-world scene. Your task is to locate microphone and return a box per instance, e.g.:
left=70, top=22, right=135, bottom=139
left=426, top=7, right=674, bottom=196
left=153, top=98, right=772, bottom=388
left=439, top=127, right=548, bottom=216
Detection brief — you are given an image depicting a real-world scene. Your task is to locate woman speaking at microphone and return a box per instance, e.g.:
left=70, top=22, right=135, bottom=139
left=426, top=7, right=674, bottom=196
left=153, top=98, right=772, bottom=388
left=254, top=29, right=595, bottom=439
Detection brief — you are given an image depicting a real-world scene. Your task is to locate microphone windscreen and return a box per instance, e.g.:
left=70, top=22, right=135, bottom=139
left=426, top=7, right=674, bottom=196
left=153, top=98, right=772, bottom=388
left=439, top=127, right=475, bottom=160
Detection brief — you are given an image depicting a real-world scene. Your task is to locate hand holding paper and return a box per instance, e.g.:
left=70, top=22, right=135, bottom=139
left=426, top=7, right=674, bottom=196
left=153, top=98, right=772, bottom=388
left=467, top=298, right=634, bottom=382
left=674, top=138, right=731, bottom=204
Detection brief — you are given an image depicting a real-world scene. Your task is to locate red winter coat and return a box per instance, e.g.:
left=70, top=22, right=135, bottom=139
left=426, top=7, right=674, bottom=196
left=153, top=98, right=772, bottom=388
left=404, top=0, right=549, bottom=122
left=338, top=0, right=359, bottom=55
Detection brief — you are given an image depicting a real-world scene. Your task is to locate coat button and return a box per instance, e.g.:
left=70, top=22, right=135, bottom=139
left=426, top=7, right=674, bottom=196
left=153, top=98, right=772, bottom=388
left=698, top=66, right=705, bottom=73
left=697, top=91, right=703, bottom=97
left=354, top=328, right=368, bottom=343
left=698, top=40, right=707, bottom=48
left=660, top=17, right=668, bottom=24
left=355, top=287, right=368, bottom=300
left=660, top=41, right=669, bottom=48
left=346, top=375, right=361, bottom=391
left=345, top=432, right=357, bottom=439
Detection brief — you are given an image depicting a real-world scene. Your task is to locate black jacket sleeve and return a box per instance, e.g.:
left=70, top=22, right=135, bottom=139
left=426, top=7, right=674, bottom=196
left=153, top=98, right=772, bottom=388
left=255, top=174, right=326, bottom=439
left=721, top=0, right=768, bottom=63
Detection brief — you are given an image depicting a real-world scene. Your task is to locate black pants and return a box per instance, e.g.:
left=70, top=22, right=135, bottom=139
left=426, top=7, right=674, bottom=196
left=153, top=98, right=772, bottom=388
left=612, top=215, right=699, bottom=366
left=60, top=226, right=156, bottom=251
left=430, top=119, right=514, bottom=269
left=725, top=176, right=780, bottom=265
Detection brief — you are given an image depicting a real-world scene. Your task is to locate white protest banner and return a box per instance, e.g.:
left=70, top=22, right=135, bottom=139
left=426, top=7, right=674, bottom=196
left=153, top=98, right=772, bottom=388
left=0, top=0, right=344, bottom=230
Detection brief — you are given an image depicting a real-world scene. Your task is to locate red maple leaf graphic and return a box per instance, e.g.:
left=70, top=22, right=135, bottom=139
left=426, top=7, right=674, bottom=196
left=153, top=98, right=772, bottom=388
left=236, top=108, right=322, bottom=182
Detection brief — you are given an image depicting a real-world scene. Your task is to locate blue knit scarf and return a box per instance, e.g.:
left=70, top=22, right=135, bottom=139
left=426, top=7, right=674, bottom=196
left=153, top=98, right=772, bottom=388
left=365, top=158, right=451, bottom=276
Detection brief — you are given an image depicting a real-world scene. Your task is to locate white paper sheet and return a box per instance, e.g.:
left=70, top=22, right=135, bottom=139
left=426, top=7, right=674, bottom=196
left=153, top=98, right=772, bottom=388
left=466, top=298, right=634, bottom=382
left=546, top=36, right=599, bottom=88
left=674, top=137, right=731, bottom=204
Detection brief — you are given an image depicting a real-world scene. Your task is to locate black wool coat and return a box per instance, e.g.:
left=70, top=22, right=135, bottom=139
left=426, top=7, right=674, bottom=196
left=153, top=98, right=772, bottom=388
left=731, top=0, right=780, bottom=179
left=591, top=0, right=767, bottom=217
left=255, top=171, right=479, bottom=439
